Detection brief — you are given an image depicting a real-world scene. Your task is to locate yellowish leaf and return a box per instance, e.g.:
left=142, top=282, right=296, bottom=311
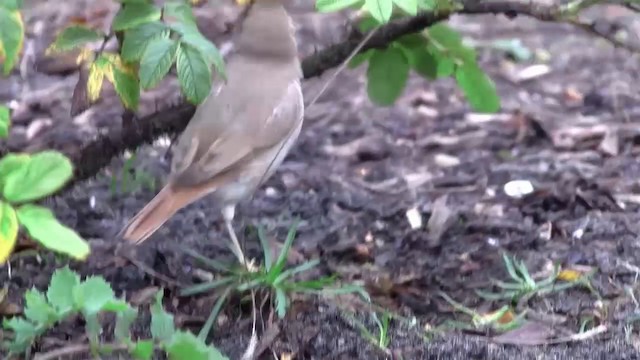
left=0, top=201, right=18, bottom=264
left=557, top=269, right=583, bottom=282
left=496, top=308, right=515, bottom=324
left=0, top=9, right=25, bottom=75
left=76, top=48, right=95, bottom=65
left=87, top=62, right=105, bottom=102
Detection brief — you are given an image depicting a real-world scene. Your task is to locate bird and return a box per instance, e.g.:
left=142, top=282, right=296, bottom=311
left=118, top=0, right=303, bottom=267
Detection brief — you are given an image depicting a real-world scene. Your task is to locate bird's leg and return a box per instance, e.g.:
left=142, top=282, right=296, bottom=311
left=221, top=205, right=247, bottom=267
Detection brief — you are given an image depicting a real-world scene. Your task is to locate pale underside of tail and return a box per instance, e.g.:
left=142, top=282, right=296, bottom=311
left=119, top=183, right=212, bottom=244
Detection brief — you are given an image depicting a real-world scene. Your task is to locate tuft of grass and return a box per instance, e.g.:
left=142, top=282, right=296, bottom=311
left=475, top=253, right=598, bottom=303
left=180, top=221, right=370, bottom=340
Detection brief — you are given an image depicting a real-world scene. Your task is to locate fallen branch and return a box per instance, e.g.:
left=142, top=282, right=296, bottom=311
left=56, top=0, right=638, bottom=189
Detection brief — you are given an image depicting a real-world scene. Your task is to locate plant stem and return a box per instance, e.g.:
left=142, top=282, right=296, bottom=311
left=33, top=342, right=129, bottom=360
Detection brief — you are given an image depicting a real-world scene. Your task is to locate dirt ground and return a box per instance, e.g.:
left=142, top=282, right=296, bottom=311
left=2, top=0, right=640, bottom=359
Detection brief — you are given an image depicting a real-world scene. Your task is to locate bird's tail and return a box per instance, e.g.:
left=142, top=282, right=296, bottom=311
left=119, top=184, right=208, bottom=244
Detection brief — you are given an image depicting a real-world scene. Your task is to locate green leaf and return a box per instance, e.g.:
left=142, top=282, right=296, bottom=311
left=176, top=43, right=211, bottom=104
left=3, top=151, right=73, bottom=203
left=364, top=0, right=393, bottom=23
left=0, top=0, right=24, bottom=11
left=394, top=0, right=417, bottom=14
left=366, top=46, right=409, bottom=105
left=0, top=201, right=17, bottom=264
left=102, top=299, right=132, bottom=312
left=163, top=1, right=197, bottom=28
left=72, top=275, right=115, bottom=314
left=47, top=266, right=81, bottom=313
left=16, top=204, right=90, bottom=260
left=405, top=46, right=438, bottom=79
left=0, top=7, right=24, bottom=75
left=165, top=331, right=222, bottom=360
left=316, top=0, right=362, bottom=12
left=132, top=340, right=154, bottom=360
left=47, top=25, right=104, bottom=54
left=0, top=105, right=9, bottom=138
left=114, top=306, right=138, bottom=342
left=178, top=30, right=225, bottom=78
left=348, top=49, right=374, bottom=69
left=275, top=287, right=287, bottom=319
left=0, top=153, right=28, bottom=184
left=112, top=3, right=161, bottom=31
left=24, top=289, right=57, bottom=325
left=121, top=21, right=167, bottom=62
left=150, top=291, right=175, bottom=342
left=112, top=67, right=140, bottom=110
left=426, top=23, right=476, bottom=64
left=428, top=45, right=455, bottom=78
left=3, top=317, right=36, bottom=352
left=139, top=37, right=178, bottom=89
left=455, top=63, right=500, bottom=113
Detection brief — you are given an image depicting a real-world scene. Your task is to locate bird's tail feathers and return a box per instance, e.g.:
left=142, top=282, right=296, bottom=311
left=119, top=184, right=206, bottom=244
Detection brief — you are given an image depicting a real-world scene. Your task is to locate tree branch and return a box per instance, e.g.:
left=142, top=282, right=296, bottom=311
left=60, top=0, right=635, bottom=190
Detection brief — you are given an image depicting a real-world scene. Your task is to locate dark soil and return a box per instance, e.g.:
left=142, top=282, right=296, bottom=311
left=2, top=1, right=640, bottom=359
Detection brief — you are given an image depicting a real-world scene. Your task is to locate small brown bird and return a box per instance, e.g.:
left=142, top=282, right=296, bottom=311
left=119, top=0, right=303, bottom=266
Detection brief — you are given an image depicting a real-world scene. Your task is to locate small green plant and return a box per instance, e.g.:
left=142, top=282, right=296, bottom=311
left=0, top=106, right=89, bottom=264
left=181, top=222, right=370, bottom=340
left=2, top=266, right=229, bottom=359
left=438, top=291, right=526, bottom=333
left=349, top=310, right=392, bottom=352
left=475, top=253, right=596, bottom=303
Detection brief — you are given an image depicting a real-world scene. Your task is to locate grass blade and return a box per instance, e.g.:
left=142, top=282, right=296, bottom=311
left=257, top=225, right=272, bottom=271
left=180, top=277, right=235, bottom=297
left=267, top=219, right=300, bottom=281
left=197, top=286, right=231, bottom=341
left=273, top=259, right=320, bottom=286
left=182, top=248, right=232, bottom=273
left=275, top=287, right=288, bottom=319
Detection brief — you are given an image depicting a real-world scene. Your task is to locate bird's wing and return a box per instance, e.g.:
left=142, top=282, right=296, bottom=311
left=171, top=78, right=303, bottom=187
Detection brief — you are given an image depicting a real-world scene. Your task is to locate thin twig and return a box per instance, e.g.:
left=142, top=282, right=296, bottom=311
left=34, top=342, right=129, bottom=360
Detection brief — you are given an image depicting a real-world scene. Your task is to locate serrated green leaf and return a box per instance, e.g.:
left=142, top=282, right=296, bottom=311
left=132, top=340, right=154, bottom=360
left=0, top=7, right=24, bottom=75
left=24, top=289, right=57, bottom=325
left=47, top=266, right=80, bottom=312
left=0, top=201, right=17, bottom=264
left=163, top=1, right=197, bottom=28
left=139, top=37, right=178, bottom=89
left=0, top=105, right=9, bottom=138
left=151, top=291, right=175, bottom=342
left=165, top=331, right=223, bottom=360
left=121, top=21, right=167, bottom=62
left=47, top=25, right=104, bottom=54
left=112, top=3, right=161, bottom=31
left=3, top=317, right=36, bottom=352
left=176, top=43, right=211, bottom=104
left=72, top=275, right=115, bottom=314
left=455, top=63, right=500, bottom=113
left=112, top=67, right=140, bottom=110
left=16, top=204, right=90, bottom=260
left=114, top=306, right=138, bottom=342
left=2, top=151, right=73, bottom=202
left=177, top=30, right=225, bottom=78
left=364, top=0, right=393, bottom=23
left=315, top=0, right=362, bottom=12
left=426, top=23, right=476, bottom=65
left=366, top=46, right=409, bottom=105
left=394, top=0, right=417, bottom=14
